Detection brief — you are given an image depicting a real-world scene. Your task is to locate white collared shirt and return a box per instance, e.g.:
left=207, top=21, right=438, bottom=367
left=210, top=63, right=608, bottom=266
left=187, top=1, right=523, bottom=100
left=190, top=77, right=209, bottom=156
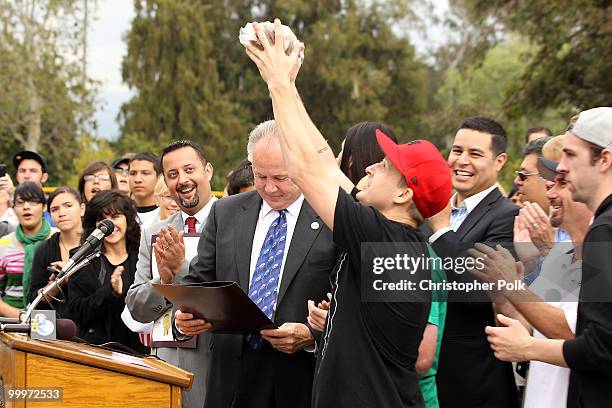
left=180, top=195, right=218, bottom=233
left=429, top=184, right=498, bottom=243
left=524, top=242, right=580, bottom=408
left=248, top=195, right=304, bottom=287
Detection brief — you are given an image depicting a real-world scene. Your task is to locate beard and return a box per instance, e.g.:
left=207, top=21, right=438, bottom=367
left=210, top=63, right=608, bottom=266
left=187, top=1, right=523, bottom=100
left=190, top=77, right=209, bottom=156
left=550, top=207, right=563, bottom=228
left=179, top=193, right=200, bottom=209
left=176, top=182, right=200, bottom=209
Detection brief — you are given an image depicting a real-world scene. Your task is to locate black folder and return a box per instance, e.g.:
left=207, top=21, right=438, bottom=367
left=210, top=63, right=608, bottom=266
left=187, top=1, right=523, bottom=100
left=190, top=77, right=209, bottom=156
left=152, top=281, right=277, bottom=334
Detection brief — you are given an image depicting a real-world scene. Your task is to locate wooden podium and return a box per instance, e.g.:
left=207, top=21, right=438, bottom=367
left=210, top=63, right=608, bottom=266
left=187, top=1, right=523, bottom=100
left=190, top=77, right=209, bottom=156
left=0, top=333, right=193, bottom=407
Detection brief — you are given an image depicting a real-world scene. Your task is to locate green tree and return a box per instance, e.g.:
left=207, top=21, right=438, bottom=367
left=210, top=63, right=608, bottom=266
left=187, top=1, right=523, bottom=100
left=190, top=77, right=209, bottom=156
left=0, top=0, right=97, bottom=184
left=463, top=0, right=612, bottom=113
left=68, top=134, right=116, bottom=188
left=430, top=37, right=570, bottom=190
left=118, top=0, right=429, bottom=189
left=209, top=0, right=429, bottom=149
left=119, top=0, right=245, bottom=188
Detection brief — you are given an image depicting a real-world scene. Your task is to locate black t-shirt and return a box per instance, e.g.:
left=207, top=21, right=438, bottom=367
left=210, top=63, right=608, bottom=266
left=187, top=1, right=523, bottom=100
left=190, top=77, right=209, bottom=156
left=312, top=188, right=431, bottom=408
left=564, top=193, right=612, bottom=407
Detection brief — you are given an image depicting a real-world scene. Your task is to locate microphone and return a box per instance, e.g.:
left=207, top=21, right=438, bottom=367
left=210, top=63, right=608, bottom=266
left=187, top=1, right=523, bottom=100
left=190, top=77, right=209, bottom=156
left=60, top=219, right=114, bottom=276
left=0, top=318, right=77, bottom=341
left=0, top=317, right=20, bottom=324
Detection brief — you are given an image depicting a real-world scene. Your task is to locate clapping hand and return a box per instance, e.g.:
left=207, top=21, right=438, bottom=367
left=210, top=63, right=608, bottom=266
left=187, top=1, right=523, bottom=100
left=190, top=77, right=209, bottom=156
left=110, top=266, right=124, bottom=296
left=153, top=225, right=186, bottom=284
left=520, top=202, right=554, bottom=256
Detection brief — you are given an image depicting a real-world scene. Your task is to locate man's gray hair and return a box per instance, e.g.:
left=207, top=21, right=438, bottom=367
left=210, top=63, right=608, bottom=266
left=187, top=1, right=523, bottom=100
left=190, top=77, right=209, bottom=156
left=247, top=120, right=278, bottom=162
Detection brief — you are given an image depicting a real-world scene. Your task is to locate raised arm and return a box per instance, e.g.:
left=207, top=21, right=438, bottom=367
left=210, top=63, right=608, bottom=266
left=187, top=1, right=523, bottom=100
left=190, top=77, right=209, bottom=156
left=246, top=19, right=353, bottom=229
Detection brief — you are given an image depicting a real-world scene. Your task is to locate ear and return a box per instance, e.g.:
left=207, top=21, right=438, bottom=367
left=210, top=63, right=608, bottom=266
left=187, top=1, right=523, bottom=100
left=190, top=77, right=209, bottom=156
left=599, top=149, right=612, bottom=172
left=41, top=172, right=49, bottom=184
left=393, top=186, right=414, bottom=205
left=494, top=153, right=508, bottom=172
left=79, top=203, right=86, bottom=217
left=205, top=162, right=214, bottom=181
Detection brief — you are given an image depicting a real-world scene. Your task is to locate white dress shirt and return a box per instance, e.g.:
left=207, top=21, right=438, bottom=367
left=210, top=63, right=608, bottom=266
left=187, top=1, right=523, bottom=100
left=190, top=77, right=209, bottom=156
left=180, top=195, right=218, bottom=233
left=524, top=242, right=580, bottom=408
left=248, top=195, right=304, bottom=287
left=429, top=184, right=499, bottom=243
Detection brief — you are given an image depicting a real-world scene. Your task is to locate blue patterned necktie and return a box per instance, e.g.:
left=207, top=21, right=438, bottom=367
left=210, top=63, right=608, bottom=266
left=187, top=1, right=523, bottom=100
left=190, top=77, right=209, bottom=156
left=450, top=206, right=469, bottom=231
left=247, top=210, right=287, bottom=348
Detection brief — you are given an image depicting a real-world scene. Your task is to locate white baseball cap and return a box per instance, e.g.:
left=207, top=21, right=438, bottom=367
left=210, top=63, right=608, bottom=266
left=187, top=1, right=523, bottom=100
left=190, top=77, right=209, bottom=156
left=570, top=107, right=612, bottom=148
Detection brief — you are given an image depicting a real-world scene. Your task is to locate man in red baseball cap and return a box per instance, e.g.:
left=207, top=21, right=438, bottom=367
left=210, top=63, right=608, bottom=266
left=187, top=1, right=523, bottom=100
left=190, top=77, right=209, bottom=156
left=244, top=19, right=452, bottom=408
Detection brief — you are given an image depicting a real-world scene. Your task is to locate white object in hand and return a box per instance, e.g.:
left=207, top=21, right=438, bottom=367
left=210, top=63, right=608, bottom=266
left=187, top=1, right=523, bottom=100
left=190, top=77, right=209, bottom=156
left=239, top=21, right=304, bottom=63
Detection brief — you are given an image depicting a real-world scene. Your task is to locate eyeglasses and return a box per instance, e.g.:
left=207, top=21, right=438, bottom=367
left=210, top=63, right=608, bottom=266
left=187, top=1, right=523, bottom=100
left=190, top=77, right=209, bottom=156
left=84, top=174, right=111, bottom=182
left=515, top=170, right=540, bottom=181
left=158, top=195, right=175, bottom=203
left=14, top=200, right=43, bottom=208
left=114, top=168, right=129, bottom=176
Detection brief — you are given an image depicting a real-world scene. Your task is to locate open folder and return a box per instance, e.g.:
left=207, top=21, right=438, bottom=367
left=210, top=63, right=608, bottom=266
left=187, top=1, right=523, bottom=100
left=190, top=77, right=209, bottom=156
left=152, top=281, right=277, bottom=334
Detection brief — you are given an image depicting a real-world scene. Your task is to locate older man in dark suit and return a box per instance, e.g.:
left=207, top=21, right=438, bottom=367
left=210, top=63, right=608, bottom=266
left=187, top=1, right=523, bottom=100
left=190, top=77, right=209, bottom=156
left=175, top=120, right=338, bottom=408
left=425, top=117, right=519, bottom=408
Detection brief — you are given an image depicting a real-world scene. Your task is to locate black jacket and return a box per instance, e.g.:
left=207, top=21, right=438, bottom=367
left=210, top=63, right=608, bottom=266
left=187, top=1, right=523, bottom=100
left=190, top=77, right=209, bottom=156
left=29, top=232, right=73, bottom=319
left=68, top=249, right=146, bottom=354
left=564, top=193, right=612, bottom=407
left=181, top=191, right=338, bottom=408
left=423, top=187, right=520, bottom=408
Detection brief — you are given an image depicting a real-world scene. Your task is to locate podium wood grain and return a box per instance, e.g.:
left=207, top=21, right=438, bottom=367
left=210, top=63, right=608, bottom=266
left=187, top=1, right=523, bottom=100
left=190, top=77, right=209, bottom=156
left=0, top=333, right=193, bottom=407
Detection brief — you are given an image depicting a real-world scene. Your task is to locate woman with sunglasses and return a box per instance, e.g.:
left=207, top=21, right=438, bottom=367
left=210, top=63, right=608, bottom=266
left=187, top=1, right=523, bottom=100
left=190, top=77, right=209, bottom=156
left=77, top=161, right=118, bottom=204
left=68, top=190, right=146, bottom=353
left=0, top=182, right=54, bottom=317
left=29, top=187, right=84, bottom=317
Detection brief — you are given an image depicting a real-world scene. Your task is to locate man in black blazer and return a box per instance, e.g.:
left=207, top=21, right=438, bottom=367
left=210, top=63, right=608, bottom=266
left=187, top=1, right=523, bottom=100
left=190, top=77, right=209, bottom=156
left=174, top=120, right=337, bottom=408
left=425, top=117, right=519, bottom=407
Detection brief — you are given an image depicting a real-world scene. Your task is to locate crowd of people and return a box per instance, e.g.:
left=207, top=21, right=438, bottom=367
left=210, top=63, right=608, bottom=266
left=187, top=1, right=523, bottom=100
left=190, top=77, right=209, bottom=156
left=1, top=19, right=611, bottom=408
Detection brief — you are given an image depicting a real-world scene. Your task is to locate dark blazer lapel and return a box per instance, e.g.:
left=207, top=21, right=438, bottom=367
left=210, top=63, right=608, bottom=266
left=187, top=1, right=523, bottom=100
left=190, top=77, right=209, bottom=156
left=235, top=193, right=262, bottom=291
left=456, top=187, right=502, bottom=239
left=277, top=200, right=322, bottom=305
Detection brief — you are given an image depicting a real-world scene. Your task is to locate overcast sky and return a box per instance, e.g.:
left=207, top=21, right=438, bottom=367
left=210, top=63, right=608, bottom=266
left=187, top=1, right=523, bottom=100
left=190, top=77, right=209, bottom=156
left=88, top=0, right=134, bottom=140
left=88, top=0, right=449, bottom=140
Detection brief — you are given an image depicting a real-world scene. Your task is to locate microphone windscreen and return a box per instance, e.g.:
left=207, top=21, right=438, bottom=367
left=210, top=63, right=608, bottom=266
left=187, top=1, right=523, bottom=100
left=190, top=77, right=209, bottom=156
left=98, top=219, right=115, bottom=236
left=56, top=319, right=77, bottom=340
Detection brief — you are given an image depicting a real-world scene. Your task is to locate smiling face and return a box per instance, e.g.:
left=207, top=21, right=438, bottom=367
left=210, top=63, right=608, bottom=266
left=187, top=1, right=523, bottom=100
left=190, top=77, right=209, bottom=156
left=251, top=141, right=301, bottom=211
left=515, top=154, right=549, bottom=212
left=162, top=147, right=213, bottom=215
left=83, top=169, right=113, bottom=202
left=49, top=192, right=84, bottom=233
left=546, top=174, right=592, bottom=230
left=448, top=129, right=506, bottom=201
left=100, top=213, right=127, bottom=246
left=156, top=191, right=181, bottom=220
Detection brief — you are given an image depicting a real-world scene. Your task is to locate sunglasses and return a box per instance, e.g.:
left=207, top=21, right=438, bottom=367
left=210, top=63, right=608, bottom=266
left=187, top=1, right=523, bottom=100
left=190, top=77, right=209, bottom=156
left=515, top=170, right=540, bottom=181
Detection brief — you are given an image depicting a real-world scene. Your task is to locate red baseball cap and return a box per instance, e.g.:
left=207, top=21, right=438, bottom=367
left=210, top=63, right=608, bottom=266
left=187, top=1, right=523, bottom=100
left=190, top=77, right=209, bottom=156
left=375, top=129, right=452, bottom=218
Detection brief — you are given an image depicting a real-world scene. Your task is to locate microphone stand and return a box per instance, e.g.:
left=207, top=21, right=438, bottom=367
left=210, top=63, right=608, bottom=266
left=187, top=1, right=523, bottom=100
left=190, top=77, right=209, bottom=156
left=22, top=251, right=102, bottom=323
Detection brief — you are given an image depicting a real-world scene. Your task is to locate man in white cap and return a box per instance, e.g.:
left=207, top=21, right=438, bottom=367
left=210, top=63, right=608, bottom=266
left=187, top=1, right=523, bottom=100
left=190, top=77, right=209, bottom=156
left=481, top=107, right=612, bottom=408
